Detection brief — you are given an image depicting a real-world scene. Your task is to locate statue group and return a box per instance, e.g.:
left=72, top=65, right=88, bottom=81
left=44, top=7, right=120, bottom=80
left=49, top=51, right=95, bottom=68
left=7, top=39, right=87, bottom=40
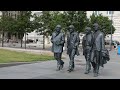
left=51, top=23, right=110, bottom=77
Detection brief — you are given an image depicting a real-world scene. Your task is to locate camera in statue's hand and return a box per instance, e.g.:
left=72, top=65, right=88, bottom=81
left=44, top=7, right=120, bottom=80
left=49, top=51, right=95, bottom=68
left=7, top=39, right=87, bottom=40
left=75, top=43, right=79, bottom=47
left=86, top=46, right=92, bottom=51
left=71, top=42, right=76, bottom=49
left=73, top=46, right=76, bottom=49
left=55, top=40, right=60, bottom=45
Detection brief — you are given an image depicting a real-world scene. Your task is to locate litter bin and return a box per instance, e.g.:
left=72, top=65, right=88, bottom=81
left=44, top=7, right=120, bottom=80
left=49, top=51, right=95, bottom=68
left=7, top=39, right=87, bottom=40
left=117, top=45, right=120, bottom=55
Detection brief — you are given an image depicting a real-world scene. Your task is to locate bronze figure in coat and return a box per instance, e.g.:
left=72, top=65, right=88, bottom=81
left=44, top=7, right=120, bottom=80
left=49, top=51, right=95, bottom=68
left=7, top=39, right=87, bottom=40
left=67, top=25, right=80, bottom=72
left=91, top=23, right=109, bottom=77
left=82, top=27, right=93, bottom=74
left=51, top=25, right=65, bottom=71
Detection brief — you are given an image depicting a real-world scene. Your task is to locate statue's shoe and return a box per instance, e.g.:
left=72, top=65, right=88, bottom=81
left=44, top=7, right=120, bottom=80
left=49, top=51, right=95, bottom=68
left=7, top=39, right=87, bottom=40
left=56, top=68, right=60, bottom=71
left=84, top=71, right=89, bottom=74
left=60, top=62, right=64, bottom=69
left=56, top=66, right=60, bottom=71
left=67, top=68, right=74, bottom=72
left=94, top=73, right=98, bottom=77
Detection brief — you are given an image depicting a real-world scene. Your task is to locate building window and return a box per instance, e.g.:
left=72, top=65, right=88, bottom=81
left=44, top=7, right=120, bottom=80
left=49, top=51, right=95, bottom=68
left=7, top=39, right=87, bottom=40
left=18, top=11, right=20, bottom=15
left=15, top=14, right=16, bottom=19
left=6, top=12, right=8, bottom=16
left=107, top=11, right=114, bottom=15
left=93, top=11, right=99, bottom=15
left=9, top=13, right=10, bottom=16
left=107, top=11, right=108, bottom=14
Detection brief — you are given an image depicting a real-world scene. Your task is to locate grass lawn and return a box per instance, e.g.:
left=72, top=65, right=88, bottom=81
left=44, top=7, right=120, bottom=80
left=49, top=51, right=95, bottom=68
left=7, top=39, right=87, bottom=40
left=0, top=49, right=54, bottom=63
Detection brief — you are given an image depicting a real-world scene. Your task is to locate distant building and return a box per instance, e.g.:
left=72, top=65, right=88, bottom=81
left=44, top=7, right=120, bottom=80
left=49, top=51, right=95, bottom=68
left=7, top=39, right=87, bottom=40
left=2, top=11, right=21, bottom=19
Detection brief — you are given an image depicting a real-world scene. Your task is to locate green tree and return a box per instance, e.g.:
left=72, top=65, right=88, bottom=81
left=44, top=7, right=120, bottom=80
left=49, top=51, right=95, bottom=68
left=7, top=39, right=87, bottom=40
left=0, top=11, right=34, bottom=48
left=34, top=11, right=52, bottom=49
left=16, top=11, right=34, bottom=48
left=49, top=11, right=67, bottom=33
left=63, top=11, right=88, bottom=33
left=0, top=14, right=16, bottom=47
left=88, top=13, right=115, bottom=35
left=33, top=11, right=88, bottom=49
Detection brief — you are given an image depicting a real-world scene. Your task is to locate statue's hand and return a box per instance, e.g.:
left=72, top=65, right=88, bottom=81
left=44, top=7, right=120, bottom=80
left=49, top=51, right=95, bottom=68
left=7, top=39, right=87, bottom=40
left=55, top=41, right=60, bottom=45
left=73, top=45, right=76, bottom=49
left=75, top=43, right=78, bottom=47
left=51, top=40, right=53, bottom=43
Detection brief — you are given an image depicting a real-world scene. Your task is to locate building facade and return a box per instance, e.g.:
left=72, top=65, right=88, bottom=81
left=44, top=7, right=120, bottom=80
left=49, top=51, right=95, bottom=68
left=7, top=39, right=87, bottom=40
left=2, top=11, right=21, bottom=19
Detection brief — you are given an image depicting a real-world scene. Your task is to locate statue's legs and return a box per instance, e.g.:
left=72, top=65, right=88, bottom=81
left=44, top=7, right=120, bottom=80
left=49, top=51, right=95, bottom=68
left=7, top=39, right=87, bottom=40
left=84, top=49, right=91, bottom=74
left=68, top=49, right=75, bottom=72
left=91, top=50, right=97, bottom=77
left=91, top=62, right=96, bottom=73
left=96, top=51, right=100, bottom=74
left=54, top=53, right=64, bottom=71
left=94, top=51, right=100, bottom=77
left=54, top=53, right=61, bottom=71
left=85, top=60, right=91, bottom=74
left=57, top=53, right=64, bottom=70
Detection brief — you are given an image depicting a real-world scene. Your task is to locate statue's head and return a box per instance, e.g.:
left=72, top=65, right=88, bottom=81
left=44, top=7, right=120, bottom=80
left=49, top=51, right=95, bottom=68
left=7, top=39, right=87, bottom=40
left=85, top=27, right=91, bottom=34
left=93, top=23, right=99, bottom=31
left=55, top=25, right=61, bottom=33
left=69, top=25, right=75, bottom=33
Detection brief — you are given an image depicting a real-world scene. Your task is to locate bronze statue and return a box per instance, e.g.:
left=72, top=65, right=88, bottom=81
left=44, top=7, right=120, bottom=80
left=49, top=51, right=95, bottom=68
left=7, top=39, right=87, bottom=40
left=51, top=25, right=65, bottom=71
left=82, top=27, right=93, bottom=74
left=91, top=23, right=110, bottom=77
left=67, top=25, right=80, bottom=72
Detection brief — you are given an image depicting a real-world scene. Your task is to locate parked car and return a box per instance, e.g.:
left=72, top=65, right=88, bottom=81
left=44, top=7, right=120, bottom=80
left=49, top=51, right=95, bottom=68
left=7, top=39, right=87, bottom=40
left=112, top=40, right=120, bottom=49
left=26, top=39, right=34, bottom=43
left=113, top=40, right=120, bottom=45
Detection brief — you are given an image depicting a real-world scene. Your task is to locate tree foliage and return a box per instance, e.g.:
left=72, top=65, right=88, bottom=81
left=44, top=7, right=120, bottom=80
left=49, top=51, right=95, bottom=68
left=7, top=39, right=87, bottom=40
left=0, top=11, right=34, bottom=36
left=0, top=11, right=116, bottom=39
left=88, top=13, right=115, bottom=35
left=34, top=11, right=88, bottom=35
left=63, top=11, right=88, bottom=33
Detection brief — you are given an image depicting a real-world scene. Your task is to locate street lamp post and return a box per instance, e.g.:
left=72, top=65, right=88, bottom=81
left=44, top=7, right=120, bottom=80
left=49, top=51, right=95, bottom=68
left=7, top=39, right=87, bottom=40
left=27, top=34, right=28, bottom=41
left=110, top=11, right=113, bottom=51
left=25, top=32, right=26, bottom=49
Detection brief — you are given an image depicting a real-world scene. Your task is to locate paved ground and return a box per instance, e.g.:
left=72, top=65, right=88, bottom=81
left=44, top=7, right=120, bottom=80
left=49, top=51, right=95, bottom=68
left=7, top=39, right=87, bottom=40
left=0, top=47, right=120, bottom=79
left=0, top=43, right=51, bottom=50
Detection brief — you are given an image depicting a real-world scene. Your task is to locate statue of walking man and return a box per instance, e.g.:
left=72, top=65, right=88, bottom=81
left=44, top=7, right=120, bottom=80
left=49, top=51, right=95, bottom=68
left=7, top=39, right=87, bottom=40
left=51, top=25, right=65, bottom=71
left=82, top=27, right=93, bottom=74
left=67, top=25, right=80, bottom=72
left=91, top=23, right=109, bottom=77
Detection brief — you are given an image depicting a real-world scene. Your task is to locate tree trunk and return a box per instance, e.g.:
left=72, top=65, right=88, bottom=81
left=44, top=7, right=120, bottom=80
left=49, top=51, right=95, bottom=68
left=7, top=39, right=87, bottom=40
left=16, top=32, right=18, bottom=43
left=20, top=33, right=23, bottom=48
left=46, top=35, right=49, bottom=44
left=2, top=30, right=4, bottom=47
left=25, top=32, right=26, bottom=49
left=43, top=35, right=45, bottom=49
